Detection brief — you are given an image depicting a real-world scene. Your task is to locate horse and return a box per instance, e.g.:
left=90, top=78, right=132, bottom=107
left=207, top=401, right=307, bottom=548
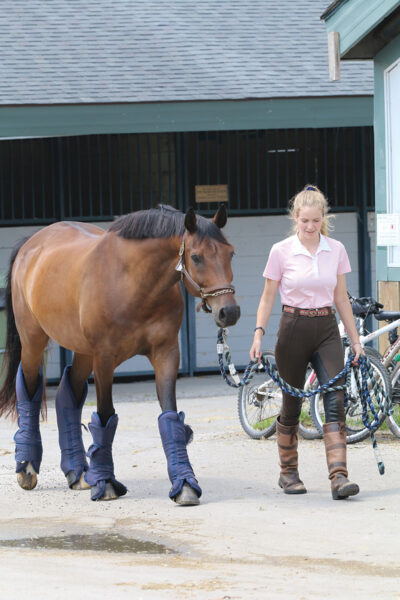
left=0, top=204, right=240, bottom=504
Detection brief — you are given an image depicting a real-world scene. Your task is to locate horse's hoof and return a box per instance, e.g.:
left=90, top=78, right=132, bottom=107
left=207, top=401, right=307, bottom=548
left=174, top=483, right=200, bottom=506
left=17, top=462, right=38, bottom=490
left=92, top=482, right=118, bottom=501
left=69, top=472, right=91, bottom=491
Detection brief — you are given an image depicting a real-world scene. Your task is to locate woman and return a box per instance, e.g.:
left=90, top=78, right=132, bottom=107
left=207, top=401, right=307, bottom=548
left=250, top=185, right=363, bottom=500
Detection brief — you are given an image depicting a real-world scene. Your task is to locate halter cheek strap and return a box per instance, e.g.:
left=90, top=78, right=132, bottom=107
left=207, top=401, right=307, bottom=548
left=175, top=234, right=235, bottom=313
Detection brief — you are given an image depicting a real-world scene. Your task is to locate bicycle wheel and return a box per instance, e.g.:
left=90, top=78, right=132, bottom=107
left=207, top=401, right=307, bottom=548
left=299, top=369, right=323, bottom=440
left=386, top=362, right=400, bottom=437
left=237, top=350, right=281, bottom=439
left=310, top=348, right=391, bottom=444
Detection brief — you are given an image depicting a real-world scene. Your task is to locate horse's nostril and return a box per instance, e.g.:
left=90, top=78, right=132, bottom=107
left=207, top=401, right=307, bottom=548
left=218, top=305, right=240, bottom=326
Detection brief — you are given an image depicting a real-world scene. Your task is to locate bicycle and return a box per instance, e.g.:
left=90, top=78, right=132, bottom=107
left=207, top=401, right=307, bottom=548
left=237, top=296, right=392, bottom=442
left=237, top=357, right=320, bottom=440
left=310, top=295, right=399, bottom=441
left=351, top=295, right=400, bottom=437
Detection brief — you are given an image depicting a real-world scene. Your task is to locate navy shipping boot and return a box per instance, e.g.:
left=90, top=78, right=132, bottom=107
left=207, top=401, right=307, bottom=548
left=158, top=410, right=202, bottom=505
left=14, top=364, right=43, bottom=490
left=84, top=412, right=127, bottom=501
left=55, top=365, right=89, bottom=489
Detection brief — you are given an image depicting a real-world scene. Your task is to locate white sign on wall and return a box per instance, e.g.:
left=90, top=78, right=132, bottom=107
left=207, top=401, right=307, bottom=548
left=377, top=213, right=400, bottom=246
left=385, top=58, right=400, bottom=266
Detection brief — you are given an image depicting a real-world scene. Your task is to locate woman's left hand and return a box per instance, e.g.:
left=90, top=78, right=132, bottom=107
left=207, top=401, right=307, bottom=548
left=351, top=342, right=365, bottom=364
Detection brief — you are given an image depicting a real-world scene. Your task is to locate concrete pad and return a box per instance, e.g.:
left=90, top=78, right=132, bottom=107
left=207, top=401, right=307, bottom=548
left=0, top=375, right=399, bottom=600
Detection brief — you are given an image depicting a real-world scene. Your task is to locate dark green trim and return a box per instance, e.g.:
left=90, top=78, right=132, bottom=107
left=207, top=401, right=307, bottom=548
left=0, top=97, right=373, bottom=138
left=323, top=0, right=400, bottom=58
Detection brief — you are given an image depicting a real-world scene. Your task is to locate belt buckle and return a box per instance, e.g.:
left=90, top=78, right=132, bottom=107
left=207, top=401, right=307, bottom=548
left=308, top=310, right=316, bottom=317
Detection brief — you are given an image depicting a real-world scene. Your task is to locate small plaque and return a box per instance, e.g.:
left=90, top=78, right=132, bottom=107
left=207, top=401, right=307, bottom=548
left=195, top=184, right=228, bottom=204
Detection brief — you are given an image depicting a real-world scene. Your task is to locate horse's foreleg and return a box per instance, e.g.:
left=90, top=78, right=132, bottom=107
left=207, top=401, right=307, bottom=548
left=83, top=356, right=127, bottom=501
left=15, top=336, right=48, bottom=490
left=151, top=345, right=202, bottom=506
left=56, top=353, right=92, bottom=490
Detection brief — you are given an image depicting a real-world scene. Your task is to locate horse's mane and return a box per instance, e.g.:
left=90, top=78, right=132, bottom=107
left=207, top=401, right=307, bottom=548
left=108, top=205, right=228, bottom=244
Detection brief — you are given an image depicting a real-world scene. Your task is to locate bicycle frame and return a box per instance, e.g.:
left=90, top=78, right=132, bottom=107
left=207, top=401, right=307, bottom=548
left=352, top=316, right=400, bottom=386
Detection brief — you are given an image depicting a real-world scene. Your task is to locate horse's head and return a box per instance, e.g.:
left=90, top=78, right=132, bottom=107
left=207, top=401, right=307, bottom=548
left=178, top=206, right=240, bottom=328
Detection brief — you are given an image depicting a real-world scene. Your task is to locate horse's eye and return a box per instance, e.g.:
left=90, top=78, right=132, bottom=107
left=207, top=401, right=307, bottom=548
left=191, top=254, right=202, bottom=265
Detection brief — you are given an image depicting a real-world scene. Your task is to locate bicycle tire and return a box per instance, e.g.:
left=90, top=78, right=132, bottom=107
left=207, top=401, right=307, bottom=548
left=237, top=350, right=281, bottom=439
left=386, top=363, right=400, bottom=438
left=299, top=371, right=323, bottom=440
left=310, top=348, right=391, bottom=444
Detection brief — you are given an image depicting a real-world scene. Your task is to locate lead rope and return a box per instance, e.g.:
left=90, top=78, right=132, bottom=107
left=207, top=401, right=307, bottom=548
left=217, top=328, right=393, bottom=474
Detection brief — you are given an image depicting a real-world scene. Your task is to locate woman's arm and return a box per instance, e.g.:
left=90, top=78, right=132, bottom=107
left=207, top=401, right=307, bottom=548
left=334, top=274, right=364, bottom=362
left=250, top=278, right=280, bottom=362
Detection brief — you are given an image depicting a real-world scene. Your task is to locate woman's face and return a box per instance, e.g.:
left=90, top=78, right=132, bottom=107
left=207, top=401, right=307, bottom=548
left=295, top=206, right=323, bottom=242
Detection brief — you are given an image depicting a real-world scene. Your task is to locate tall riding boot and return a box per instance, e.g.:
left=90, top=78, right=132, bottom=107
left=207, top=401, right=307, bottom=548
left=276, top=418, right=306, bottom=494
left=323, top=422, right=360, bottom=500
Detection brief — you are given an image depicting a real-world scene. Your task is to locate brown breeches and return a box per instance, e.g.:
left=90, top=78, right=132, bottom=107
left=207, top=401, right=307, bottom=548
left=275, top=310, right=345, bottom=427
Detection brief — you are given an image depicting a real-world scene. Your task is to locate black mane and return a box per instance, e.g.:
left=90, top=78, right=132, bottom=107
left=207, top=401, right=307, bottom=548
left=108, top=205, right=228, bottom=244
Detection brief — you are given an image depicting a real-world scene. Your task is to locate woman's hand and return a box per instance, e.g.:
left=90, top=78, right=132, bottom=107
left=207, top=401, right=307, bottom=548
left=351, top=342, right=365, bottom=364
left=250, top=334, right=263, bottom=363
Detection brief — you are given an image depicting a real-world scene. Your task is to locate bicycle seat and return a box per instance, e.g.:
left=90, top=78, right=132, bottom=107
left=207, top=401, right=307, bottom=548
left=374, top=311, right=400, bottom=322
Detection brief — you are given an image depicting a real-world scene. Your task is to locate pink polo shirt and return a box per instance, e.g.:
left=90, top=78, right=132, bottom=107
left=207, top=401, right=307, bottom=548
left=263, top=234, right=351, bottom=309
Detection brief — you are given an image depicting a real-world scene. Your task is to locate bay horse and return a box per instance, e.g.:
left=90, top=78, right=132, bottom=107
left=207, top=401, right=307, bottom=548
left=0, top=205, right=240, bottom=504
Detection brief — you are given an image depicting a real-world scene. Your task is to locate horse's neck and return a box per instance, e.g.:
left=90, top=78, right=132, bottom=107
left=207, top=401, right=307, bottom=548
left=108, top=234, right=182, bottom=291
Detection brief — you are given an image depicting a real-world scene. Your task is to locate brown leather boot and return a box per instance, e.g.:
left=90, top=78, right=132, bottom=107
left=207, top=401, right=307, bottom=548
left=276, top=418, right=307, bottom=494
left=323, top=422, right=360, bottom=500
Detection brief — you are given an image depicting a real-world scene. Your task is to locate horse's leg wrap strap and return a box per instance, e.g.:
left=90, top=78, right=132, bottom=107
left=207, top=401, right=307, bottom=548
left=158, top=410, right=202, bottom=499
left=55, top=365, right=89, bottom=487
left=14, top=364, right=43, bottom=474
left=84, top=412, right=127, bottom=501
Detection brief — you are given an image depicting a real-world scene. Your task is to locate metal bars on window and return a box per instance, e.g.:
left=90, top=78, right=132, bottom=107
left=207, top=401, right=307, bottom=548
left=185, top=127, right=374, bottom=215
left=0, top=133, right=177, bottom=225
left=0, top=127, right=374, bottom=225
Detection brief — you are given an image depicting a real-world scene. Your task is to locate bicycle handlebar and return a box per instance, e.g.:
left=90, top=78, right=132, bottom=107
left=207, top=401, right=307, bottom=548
left=348, top=293, right=383, bottom=317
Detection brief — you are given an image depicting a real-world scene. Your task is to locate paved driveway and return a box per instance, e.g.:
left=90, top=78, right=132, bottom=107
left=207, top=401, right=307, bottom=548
left=0, top=375, right=399, bottom=600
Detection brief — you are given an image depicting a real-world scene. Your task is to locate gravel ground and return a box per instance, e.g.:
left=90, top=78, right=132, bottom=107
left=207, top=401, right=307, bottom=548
left=0, top=375, right=400, bottom=600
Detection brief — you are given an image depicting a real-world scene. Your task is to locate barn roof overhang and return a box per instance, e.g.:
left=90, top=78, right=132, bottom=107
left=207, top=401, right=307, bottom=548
left=0, top=97, right=373, bottom=139
left=322, top=0, right=400, bottom=59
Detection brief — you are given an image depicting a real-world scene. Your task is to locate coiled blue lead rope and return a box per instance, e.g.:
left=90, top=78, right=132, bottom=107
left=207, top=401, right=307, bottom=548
left=217, top=328, right=393, bottom=474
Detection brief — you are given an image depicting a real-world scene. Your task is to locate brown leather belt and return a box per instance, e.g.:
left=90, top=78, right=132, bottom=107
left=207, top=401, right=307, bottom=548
left=283, top=305, right=335, bottom=317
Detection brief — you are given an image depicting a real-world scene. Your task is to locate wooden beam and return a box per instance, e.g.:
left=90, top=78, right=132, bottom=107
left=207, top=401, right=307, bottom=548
left=328, top=31, right=341, bottom=81
left=377, top=281, right=400, bottom=353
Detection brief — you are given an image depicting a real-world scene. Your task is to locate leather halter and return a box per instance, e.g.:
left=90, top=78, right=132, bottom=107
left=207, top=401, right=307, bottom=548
left=175, top=233, right=235, bottom=313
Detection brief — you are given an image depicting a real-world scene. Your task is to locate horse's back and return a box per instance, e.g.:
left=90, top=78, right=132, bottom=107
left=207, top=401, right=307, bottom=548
left=12, top=221, right=105, bottom=350
left=14, top=221, right=104, bottom=287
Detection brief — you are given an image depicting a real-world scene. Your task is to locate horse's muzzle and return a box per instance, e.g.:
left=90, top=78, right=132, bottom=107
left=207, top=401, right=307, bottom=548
left=215, top=305, right=241, bottom=327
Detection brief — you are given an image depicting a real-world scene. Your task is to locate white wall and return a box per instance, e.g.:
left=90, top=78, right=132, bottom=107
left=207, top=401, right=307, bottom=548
left=0, top=212, right=376, bottom=378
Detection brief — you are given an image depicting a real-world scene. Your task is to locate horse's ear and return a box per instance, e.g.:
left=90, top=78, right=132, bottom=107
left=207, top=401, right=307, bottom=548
left=213, top=204, right=227, bottom=229
left=184, top=207, right=197, bottom=233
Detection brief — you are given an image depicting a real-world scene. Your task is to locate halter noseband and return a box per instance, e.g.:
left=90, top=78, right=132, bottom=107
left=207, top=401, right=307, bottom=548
left=175, top=233, right=235, bottom=313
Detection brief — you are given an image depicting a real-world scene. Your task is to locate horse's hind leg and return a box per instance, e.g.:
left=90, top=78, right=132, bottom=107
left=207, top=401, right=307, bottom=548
left=151, top=344, right=202, bottom=506
left=83, top=355, right=127, bottom=501
left=56, top=353, right=92, bottom=491
left=16, top=329, right=49, bottom=491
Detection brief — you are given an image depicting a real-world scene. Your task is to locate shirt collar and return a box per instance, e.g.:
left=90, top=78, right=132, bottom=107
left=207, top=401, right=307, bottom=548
left=291, top=234, right=331, bottom=257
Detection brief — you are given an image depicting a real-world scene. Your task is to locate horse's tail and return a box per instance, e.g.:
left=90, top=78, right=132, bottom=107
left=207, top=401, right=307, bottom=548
left=0, top=237, right=30, bottom=418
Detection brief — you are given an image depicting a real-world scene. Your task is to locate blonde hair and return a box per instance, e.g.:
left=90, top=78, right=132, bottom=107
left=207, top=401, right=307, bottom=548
left=289, top=184, right=334, bottom=236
